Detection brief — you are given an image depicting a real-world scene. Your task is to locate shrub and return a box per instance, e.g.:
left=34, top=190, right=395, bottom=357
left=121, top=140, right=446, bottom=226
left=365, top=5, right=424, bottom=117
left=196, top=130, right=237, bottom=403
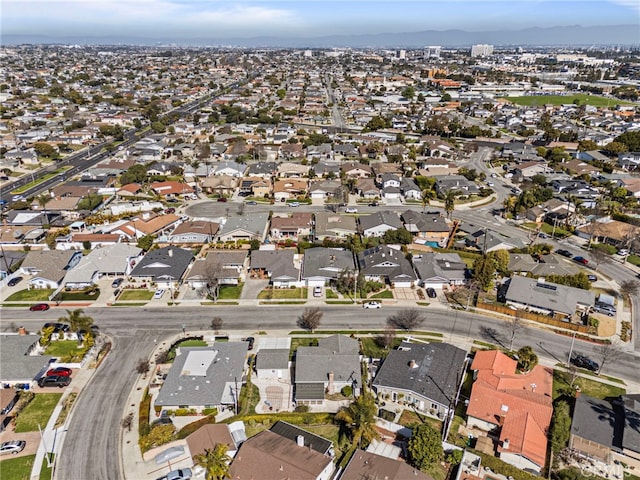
left=138, top=387, right=151, bottom=437
left=175, top=414, right=217, bottom=439
left=202, top=408, right=218, bottom=416
left=341, top=385, right=353, bottom=397
left=140, top=424, right=176, bottom=452
left=294, top=405, right=310, bottom=413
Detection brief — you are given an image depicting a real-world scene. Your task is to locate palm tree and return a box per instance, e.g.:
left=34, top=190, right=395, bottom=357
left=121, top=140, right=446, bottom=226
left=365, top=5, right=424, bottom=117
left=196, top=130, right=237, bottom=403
left=421, top=189, right=434, bottom=212
left=59, top=308, right=94, bottom=343
left=335, top=393, right=380, bottom=449
left=444, top=191, right=456, bottom=218
left=194, top=444, right=231, bottom=480
left=36, top=194, right=53, bottom=228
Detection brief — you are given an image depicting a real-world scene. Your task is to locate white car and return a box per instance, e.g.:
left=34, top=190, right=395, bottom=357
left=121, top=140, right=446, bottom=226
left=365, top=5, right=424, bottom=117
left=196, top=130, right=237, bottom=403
left=153, top=289, right=165, bottom=299
left=363, top=301, right=381, bottom=309
left=313, top=286, right=322, bottom=297
left=0, top=440, right=26, bottom=455
left=288, top=202, right=300, bottom=207
left=617, top=249, right=629, bottom=256
left=345, top=207, right=358, bottom=213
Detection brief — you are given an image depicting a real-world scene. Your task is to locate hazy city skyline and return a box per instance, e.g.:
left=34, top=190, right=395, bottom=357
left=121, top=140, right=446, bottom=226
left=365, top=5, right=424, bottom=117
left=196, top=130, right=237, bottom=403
left=3, top=0, right=639, bottom=46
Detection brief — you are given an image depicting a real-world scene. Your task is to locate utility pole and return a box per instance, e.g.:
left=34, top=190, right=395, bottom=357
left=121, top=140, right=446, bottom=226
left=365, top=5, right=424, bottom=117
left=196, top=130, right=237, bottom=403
left=567, top=331, right=577, bottom=367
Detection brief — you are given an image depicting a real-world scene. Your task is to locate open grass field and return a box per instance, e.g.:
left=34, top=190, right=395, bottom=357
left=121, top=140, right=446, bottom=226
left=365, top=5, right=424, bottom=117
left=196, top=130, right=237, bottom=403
left=15, top=394, right=63, bottom=433
left=503, top=94, right=633, bottom=107
left=5, top=289, right=54, bottom=302
left=0, top=454, right=36, bottom=480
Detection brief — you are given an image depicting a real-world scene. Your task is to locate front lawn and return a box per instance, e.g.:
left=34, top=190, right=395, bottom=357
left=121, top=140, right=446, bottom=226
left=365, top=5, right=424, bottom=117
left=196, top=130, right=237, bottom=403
left=398, top=409, right=443, bottom=432
left=553, top=370, right=626, bottom=401
left=502, top=94, right=633, bottom=107
left=258, top=287, right=307, bottom=299
left=57, top=289, right=100, bottom=301
left=15, top=393, right=63, bottom=433
left=369, top=290, right=394, bottom=299
left=218, top=283, right=244, bottom=300
left=44, top=340, right=85, bottom=362
left=325, top=289, right=339, bottom=299
left=118, top=290, right=154, bottom=301
left=0, top=454, right=36, bottom=480
left=290, top=337, right=318, bottom=359
left=5, top=289, right=54, bottom=301
left=360, top=337, right=403, bottom=358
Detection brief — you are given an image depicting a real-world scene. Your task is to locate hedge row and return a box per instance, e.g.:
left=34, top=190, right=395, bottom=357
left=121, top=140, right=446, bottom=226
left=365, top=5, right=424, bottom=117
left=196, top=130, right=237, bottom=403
left=139, top=387, right=151, bottom=437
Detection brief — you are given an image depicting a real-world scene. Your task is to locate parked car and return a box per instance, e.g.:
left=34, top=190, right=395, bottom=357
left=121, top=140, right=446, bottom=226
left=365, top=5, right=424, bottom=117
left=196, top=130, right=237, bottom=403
left=29, top=303, right=50, bottom=311
left=0, top=440, right=26, bottom=455
left=157, top=468, right=193, bottom=480
left=7, top=276, right=23, bottom=287
left=363, top=301, right=381, bottom=309
left=246, top=201, right=257, bottom=205
left=313, top=286, right=322, bottom=297
left=244, top=337, right=255, bottom=350
left=38, top=375, right=71, bottom=388
left=216, top=197, right=227, bottom=202
left=592, top=304, right=616, bottom=316
left=555, top=249, right=573, bottom=258
left=368, top=202, right=379, bottom=207
left=43, top=322, right=69, bottom=333
left=111, top=277, right=124, bottom=288
left=587, top=274, right=598, bottom=282
left=573, top=256, right=589, bottom=265
left=164, top=207, right=176, bottom=214
left=153, top=289, right=165, bottom=299
left=571, top=354, right=599, bottom=372
left=345, top=207, right=358, bottom=213
left=46, top=367, right=72, bottom=377
left=152, top=410, right=173, bottom=427
left=426, top=288, right=437, bottom=298
left=11, top=195, right=25, bottom=202
left=288, top=201, right=300, bottom=207
left=618, top=249, right=629, bottom=256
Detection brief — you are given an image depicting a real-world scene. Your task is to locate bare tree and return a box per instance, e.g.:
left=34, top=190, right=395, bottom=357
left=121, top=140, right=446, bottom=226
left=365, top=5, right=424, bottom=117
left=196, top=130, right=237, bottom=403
left=122, top=412, right=134, bottom=432
left=210, top=316, right=224, bottom=334
left=200, top=264, right=222, bottom=302
left=386, top=309, right=425, bottom=331
left=297, top=307, right=323, bottom=333
left=155, top=350, right=169, bottom=364
left=507, top=309, right=526, bottom=351
left=237, top=202, right=245, bottom=216
left=136, top=358, right=150, bottom=376
left=375, top=326, right=396, bottom=350
left=620, top=280, right=640, bottom=299
left=594, top=341, right=625, bottom=375
left=567, top=364, right=580, bottom=388
left=589, top=248, right=608, bottom=271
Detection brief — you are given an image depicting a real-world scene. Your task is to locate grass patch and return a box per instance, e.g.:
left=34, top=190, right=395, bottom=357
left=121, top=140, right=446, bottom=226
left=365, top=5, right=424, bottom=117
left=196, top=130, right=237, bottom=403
left=627, top=254, right=640, bottom=267
left=325, top=300, right=356, bottom=305
left=11, top=168, right=71, bottom=194
left=591, top=243, right=618, bottom=255
left=44, top=341, right=83, bottom=361
left=57, top=289, right=100, bottom=301
left=398, top=409, right=443, bottom=432
left=15, top=394, right=62, bottom=433
left=5, top=289, right=54, bottom=301
left=473, top=340, right=499, bottom=349
left=113, top=302, right=147, bottom=306
left=40, top=453, right=54, bottom=480
left=553, top=369, right=626, bottom=401
left=369, top=290, right=394, bottom=299
left=218, top=283, right=244, bottom=300
left=416, top=302, right=431, bottom=307
left=360, top=337, right=403, bottom=358
left=290, top=337, right=318, bottom=359
left=118, top=290, right=154, bottom=301
left=325, top=289, right=339, bottom=299
left=259, top=301, right=306, bottom=305
left=178, top=340, right=207, bottom=347
left=0, top=454, right=36, bottom=480
left=502, top=94, right=633, bottom=107
left=258, top=287, right=307, bottom=299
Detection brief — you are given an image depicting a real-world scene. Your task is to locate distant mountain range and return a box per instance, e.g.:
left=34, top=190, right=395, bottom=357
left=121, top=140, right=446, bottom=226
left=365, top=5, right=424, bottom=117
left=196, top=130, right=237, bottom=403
left=3, top=24, right=637, bottom=48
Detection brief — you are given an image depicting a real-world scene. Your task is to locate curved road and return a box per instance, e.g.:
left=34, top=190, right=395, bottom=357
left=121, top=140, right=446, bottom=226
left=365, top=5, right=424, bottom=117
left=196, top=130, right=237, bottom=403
left=2, top=303, right=639, bottom=480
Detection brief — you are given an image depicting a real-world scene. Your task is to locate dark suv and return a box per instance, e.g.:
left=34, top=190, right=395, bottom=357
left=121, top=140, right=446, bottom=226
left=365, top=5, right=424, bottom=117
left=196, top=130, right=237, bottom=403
left=571, top=354, right=599, bottom=372
left=38, top=375, right=71, bottom=388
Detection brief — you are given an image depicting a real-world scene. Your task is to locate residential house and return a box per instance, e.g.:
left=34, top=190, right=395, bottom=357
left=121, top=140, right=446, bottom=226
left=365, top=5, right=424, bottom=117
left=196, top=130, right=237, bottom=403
left=154, top=344, right=247, bottom=412
left=0, top=333, right=52, bottom=387
left=334, top=144, right=360, bottom=160
left=504, top=275, right=595, bottom=317
left=228, top=427, right=334, bottom=480
left=358, top=211, right=403, bottom=238
left=185, top=250, right=247, bottom=289
left=372, top=342, right=467, bottom=418
left=273, top=179, right=308, bottom=202
left=466, top=349, right=553, bottom=474
left=21, top=250, right=83, bottom=289
left=306, top=143, right=333, bottom=162
left=435, top=175, right=480, bottom=196
left=249, top=249, right=300, bottom=287
left=269, top=213, right=313, bottom=242
left=6, top=210, right=60, bottom=228
left=217, top=213, right=270, bottom=243
left=356, top=178, right=380, bottom=199
left=213, top=161, right=246, bottom=178
left=0, top=250, right=26, bottom=280
left=413, top=253, right=467, bottom=288
left=279, top=144, right=304, bottom=160
left=576, top=218, right=639, bottom=247
left=569, top=394, right=640, bottom=470
left=150, top=181, right=194, bottom=199
left=277, top=162, right=310, bottom=178
left=41, top=196, right=84, bottom=220
left=295, top=335, right=361, bottom=406
left=508, top=253, right=579, bottom=277
left=514, top=161, right=550, bottom=179
left=165, top=220, right=219, bottom=244
left=301, top=247, right=356, bottom=287
left=186, top=423, right=245, bottom=461
left=617, top=178, right=640, bottom=198
left=107, top=213, right=181, bottom=240
left=402, top=210, right=451, bottom=246
left=400, top=177, right=421, bottom=200
left=357, top=246, right=417, bottom=287
left=463, top=227, right=526, bottom=253
left=379, top=173, right=401, bottom=189
left=63, top=244, right=142, bottom=289
left=246, top=162, right=278, bottom=178
left=129, top=246, right=194, bottom=289
left=312, top=162, right=341, bottom=179
left=341, top=162, right=373, bottom=179
left=255, top=349, right=291, bottom=380
left=309, top=180, right=342, bottom=201
left=563, top=159, right=601, bottom=176
left=618, top=152, right=640, bottom=170
left=339, top=450, right=432, bottom=480
left=313, top=212, right=357, bottom=241
left=239, top=176, right=271, bottom=198
left=200, top=175, right=239, bottom=196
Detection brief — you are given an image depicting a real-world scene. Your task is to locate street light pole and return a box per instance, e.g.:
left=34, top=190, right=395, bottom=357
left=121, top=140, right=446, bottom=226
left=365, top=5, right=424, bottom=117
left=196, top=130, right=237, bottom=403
left=567, top=331, right=577, bottom=367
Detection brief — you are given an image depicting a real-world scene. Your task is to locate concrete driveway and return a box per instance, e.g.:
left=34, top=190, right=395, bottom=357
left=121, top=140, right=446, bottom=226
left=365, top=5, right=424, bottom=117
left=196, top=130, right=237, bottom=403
left=240, top=279, right=269, bottom=300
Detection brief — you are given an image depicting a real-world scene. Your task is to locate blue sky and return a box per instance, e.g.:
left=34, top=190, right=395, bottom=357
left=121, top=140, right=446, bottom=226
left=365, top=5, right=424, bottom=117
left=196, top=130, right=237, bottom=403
left=3, top=0, right=638, bottom=39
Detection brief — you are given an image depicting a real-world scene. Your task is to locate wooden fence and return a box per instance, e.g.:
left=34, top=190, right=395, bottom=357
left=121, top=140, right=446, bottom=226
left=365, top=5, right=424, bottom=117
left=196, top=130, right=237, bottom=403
left=476, top=301, right=592, bottom=334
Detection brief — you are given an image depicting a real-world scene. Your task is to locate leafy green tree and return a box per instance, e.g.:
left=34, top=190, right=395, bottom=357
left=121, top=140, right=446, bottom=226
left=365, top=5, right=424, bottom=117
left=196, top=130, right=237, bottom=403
left=195, top=444, right=231, bottom=480
left=516, top=346, right=538, bottom=372
left=363, top=116, right=390, bottom=132
left=401, top=86, right=416, bottom=100
left=382, top=228, right=413, bottom=245
left=444, top=191, right=456, bottom=218
left=34, top=142, right=56, bottom=158
left=550, top=400, right=571, bottom=452
left=578, top=140, right=598, bottom=152
left=151, top=121, right=166, bottom=133
left=407, top=423, right=444, bottom=471
left=489, top=249, right=510, bottom=274
left=472, top=255, right=496, bottom=291
left=78, top=193, right=103, bottom=211
left=531, top=174, right=547, bottom=186
left=120, top=164, right=148, bottom=185
left=545, top=272, right=591, bottom=290
left=335, top=393, right=379, bottom=449
left=140, top=424, right=176, bottom=452
left=603, top=141, right=628, bottom=155
left=59, top=309, right=94, bottom=343
left=137, top=235, right=154, bottom=251
left=615, top=131, right=640, bottom=152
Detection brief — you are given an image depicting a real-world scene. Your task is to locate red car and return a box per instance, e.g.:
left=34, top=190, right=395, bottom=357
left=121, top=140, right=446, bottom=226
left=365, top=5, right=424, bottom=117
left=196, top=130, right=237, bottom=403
left=29, top=303, right=50, bottom=311
left=46, top=367, right=72, bottom=377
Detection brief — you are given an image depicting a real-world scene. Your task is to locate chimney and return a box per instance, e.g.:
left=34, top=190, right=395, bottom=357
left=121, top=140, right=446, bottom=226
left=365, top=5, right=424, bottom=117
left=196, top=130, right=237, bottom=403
left=18, top=326, right=27, bottom=335
left=327, top=371, right=335, bottom=394
left=296, top=435, right=304, bottom=447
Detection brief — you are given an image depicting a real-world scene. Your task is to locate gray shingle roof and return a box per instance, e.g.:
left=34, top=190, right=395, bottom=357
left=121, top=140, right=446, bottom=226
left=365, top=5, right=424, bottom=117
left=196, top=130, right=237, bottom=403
left=129, top=246, right=194, bottom=281
left=250, top=250, right=299, bottom=281
left=155, top=344, right=247, bottom=407
left=302, top=247, right=355, bottom=281
left=413, top=253, right=466, bottom=284
left=295, top=335, right=361, bottom=385
left=357, top=246, right=416, bottom=283
left=505, top=275, right=595, bottom=315
left=372, top=342, right=467, bottom=407
left=0, top=334, right=52, bottom=382
left=256, top=349, right=290, bottom=370
left=270, top=421, right=332, bottom=455
left=358, top=211, right=403, bottom=234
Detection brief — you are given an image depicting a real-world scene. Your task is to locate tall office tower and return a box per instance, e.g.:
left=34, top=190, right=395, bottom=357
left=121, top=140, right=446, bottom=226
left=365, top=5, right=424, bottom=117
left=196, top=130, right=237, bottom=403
left=425, top=46, right=441, bottom=59
left=398, top=49, right=406, bottom=60
left=471, top=44, right=494, bottom=57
